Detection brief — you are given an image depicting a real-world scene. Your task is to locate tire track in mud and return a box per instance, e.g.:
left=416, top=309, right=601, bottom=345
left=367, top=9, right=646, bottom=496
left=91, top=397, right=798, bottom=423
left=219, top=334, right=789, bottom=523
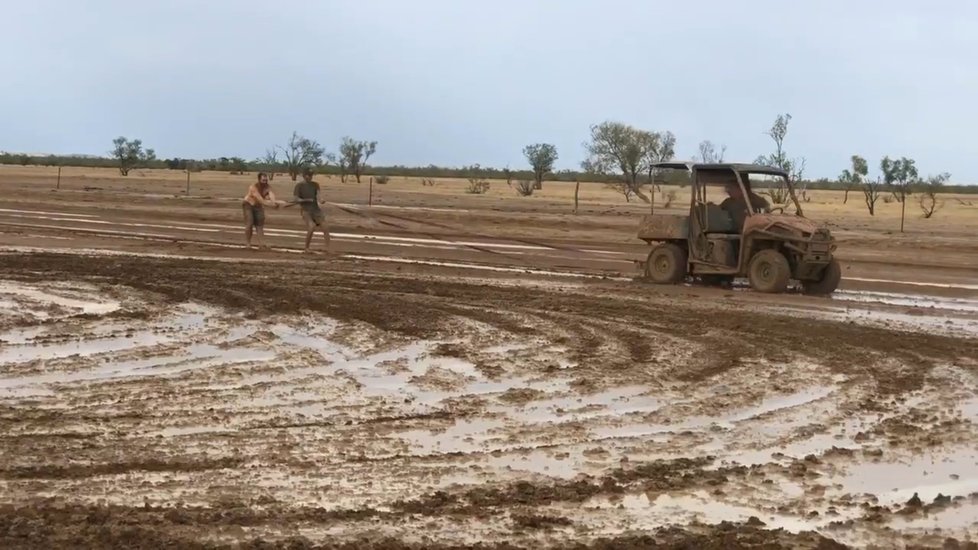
left=1, top=252, right=974, bottom=394
left=2, top=253, right=978, bottom=549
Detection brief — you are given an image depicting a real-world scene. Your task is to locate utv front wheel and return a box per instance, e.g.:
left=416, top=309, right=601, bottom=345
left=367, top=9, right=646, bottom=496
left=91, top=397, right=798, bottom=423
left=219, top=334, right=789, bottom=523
left=644, top=243, right=688, bottom=284
left=801, top=258, right=842, bottom=296
left=748, top=249, right=791, bottom=293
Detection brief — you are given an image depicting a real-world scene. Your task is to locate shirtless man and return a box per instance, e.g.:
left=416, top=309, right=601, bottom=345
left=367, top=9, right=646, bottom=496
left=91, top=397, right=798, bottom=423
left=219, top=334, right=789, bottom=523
left=720, top=177, right=770, bottom=232
left=242, top=172, right=280, bottom=249
left=292, top=167, right=330, bottom=254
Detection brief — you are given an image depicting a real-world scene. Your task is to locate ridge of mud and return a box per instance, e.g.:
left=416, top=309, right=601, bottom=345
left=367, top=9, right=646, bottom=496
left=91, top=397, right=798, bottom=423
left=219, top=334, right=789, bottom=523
left=394, top=457, right=733, bottom=514
left=0, top=500, right=858, bottom=550
left=0, top=457, right=245, bottom=480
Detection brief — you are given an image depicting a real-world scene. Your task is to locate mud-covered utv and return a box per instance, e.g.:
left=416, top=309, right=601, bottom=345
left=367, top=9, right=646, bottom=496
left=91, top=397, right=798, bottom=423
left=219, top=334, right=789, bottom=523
left=637, top=162, right=841, bottom=295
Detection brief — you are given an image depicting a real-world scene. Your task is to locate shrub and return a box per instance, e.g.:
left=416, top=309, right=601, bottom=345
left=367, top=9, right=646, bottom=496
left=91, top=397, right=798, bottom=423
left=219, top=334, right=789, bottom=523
left=466, top=178, right=490, bottom=194
left=515, top=180, right=535, bottom=197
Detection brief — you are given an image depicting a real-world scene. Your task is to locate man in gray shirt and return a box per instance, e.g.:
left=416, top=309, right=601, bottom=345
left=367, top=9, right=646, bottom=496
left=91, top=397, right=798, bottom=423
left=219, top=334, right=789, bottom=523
left=293, top=167, right=331, bottom=253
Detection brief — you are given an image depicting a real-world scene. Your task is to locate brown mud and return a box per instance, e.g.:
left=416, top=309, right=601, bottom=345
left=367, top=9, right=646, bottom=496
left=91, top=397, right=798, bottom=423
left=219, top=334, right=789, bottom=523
left=1, top=251, right=977, bottom=549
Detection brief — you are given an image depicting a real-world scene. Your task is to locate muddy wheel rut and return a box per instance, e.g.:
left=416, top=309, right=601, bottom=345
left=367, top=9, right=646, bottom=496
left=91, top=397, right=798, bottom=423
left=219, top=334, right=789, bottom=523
left=1, top=252, right=977, bottom=549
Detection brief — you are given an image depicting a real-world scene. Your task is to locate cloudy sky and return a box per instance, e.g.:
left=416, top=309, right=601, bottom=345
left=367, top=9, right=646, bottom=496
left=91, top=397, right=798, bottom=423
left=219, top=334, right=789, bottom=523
left=2, top=0, right=975, bottom=180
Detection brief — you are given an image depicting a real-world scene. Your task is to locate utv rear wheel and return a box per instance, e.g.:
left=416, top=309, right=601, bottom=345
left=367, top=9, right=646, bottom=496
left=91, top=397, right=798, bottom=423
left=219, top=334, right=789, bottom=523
left=801, top=258, right=842, bottom=296
left=644, top=243, right=687, bottom=284
left=748, top=249, right=791, bottom=293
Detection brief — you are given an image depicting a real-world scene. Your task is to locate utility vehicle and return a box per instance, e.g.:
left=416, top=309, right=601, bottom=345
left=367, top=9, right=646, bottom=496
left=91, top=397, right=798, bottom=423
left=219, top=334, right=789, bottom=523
left=637, top=162, right=840, bottom=294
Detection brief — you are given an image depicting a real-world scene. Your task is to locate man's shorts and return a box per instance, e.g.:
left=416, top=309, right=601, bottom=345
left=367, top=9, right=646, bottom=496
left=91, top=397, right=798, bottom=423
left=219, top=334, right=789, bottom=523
left=301, top=208, right=326, bottom=228
left=243, top=203, right=265, bottom=228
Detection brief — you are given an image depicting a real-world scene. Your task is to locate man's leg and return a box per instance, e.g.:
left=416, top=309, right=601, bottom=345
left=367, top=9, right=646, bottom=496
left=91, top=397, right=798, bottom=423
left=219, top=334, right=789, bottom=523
left=302, top=210, right=314, bottom=252
left=317, top=212, right=330, bottom=252
left=254, top=208, right=267, bottom=249
left=243, top=204, right=255, bottom=248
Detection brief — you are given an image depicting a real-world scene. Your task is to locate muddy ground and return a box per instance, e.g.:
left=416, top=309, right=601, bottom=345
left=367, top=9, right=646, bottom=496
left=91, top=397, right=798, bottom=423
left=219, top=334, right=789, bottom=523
left=1, top=168, right=978, bottom=548
left=1, top=251, right=976, bottom=550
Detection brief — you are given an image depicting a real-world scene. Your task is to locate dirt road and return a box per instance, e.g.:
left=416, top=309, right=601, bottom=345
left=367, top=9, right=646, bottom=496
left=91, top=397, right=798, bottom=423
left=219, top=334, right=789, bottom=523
left=1, top=174, right=977, bottom=549
left=0, top=198, right=976, bottom=296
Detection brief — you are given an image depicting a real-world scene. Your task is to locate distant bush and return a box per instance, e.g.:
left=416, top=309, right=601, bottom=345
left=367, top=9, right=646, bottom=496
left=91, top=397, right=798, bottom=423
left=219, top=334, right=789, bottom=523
left=374, top=175, right=390, bottom=185
left=515, top=180, right=534, bottom=197
left=466, top=178, right=490, bottom=194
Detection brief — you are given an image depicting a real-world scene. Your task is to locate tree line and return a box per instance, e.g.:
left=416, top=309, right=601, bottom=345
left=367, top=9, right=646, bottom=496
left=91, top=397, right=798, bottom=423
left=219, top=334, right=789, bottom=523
left=3, top=121, right=975, bottom=203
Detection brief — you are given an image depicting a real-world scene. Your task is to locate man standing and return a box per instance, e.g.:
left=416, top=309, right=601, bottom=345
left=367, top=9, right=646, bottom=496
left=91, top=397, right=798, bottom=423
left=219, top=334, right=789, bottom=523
left=293, top=167, right=331, bottom=254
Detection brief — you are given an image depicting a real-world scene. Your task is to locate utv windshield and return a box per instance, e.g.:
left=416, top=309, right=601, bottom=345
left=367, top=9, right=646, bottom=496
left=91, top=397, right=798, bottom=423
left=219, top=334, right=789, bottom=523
left=739, top=172, right=804, bottom=217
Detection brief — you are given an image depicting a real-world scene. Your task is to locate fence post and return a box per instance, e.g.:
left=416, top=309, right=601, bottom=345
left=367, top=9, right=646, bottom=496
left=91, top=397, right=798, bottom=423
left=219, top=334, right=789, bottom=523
left=574, top=181, right=580, bottom=213
left=186, top=170, right=191, bottom=195
left=369, top=177, right=373, bottom=206
left=900, top=192, right=906, bottom=233
left=57, top=165, right=62, bottom=190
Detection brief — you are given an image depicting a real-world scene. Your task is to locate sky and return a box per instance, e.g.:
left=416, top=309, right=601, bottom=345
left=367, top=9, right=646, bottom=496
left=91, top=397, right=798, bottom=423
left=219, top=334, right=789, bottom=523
left=2, top=0, right=977, bottom=181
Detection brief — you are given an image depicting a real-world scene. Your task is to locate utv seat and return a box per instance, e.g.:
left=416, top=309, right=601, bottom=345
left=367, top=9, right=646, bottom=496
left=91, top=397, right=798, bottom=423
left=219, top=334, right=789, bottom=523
left=700, top=203, right=738, bottom=236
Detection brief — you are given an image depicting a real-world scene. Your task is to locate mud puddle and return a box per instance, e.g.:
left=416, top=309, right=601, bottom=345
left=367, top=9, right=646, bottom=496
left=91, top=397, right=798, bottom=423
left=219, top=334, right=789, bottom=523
left=834, top=290, right=978, bottom=313
left=589, top=383, right=838, bottom=442
left=581, top=489, right=855, bottom=533
left=0, top=304, right=213, bottom=367
left=889, top=498, right=978, bottom=531
left=0, top=280, right=122, bottom=320
left=772, top=303, right=978, bottom=336
left=835, top=447, right=978, bottom=505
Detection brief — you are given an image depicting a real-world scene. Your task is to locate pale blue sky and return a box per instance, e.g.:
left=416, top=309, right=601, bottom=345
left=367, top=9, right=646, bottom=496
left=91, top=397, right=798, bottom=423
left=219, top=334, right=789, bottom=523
left=2, top=0, right=976, bottom=181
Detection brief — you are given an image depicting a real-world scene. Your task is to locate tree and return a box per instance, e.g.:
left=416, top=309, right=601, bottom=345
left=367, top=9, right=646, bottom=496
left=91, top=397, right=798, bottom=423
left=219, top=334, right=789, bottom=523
left=278, top=132, right=326, bottom=181
left=863, top=176, right=883, bottom=216
left=228, top=157, right=248, bottom=174
left=754, top=113, right=805, bottom=204
left=256, top=149, right=279, bottom=180
left=339, top=137, right=377, bottom=183
left=697, top=140, right=727, bottom=163
left=523, top=143, right=558, bottom=190
left=502, top=166, right=514, bottom=188
left=838, top=155, right=868, bottom=205
left=111, top=137, right=156, bottom=176
left=645, top=131, right=676, bottom=192
left=582, top=121, right=672, bottom=203
left=880, top=156, right=918, bottom=232
left=918, top=172, right=949, bottom=219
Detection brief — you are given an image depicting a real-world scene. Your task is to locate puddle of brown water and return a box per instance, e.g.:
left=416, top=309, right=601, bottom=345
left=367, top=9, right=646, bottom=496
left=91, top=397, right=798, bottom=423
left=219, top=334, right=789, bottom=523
left=889, top=499, right=978, bottom=531
left=497, top=385, right=661, bottom=424
left=0, top=304, right=214, bottom=364
left=835, top=290, right=978, bottom=313
left=0, top=281, right=122, bottom=318
left=834, top=446, right=978, bottom=506
left=589, top=384, right=837, bottom=442
left=582, top=488, right=858, bottom=534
